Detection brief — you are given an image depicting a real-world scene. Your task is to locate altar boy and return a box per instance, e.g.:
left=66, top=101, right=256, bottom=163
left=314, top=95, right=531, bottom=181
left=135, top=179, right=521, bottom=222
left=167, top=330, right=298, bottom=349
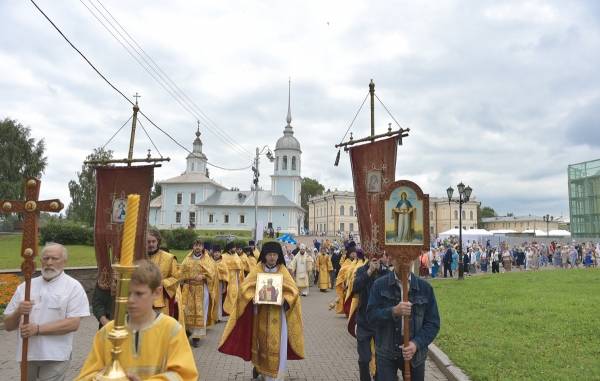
left=76, top=260, right=198, bottom=381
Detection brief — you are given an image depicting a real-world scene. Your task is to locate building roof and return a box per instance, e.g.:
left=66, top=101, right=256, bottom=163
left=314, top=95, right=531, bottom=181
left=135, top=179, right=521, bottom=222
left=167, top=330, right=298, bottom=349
left=150, top=196, right=161, bottom=208
left=160, top=172, right=228, bottom=189
left=482, top=215, right=546, bottom=222
left=198, top=190, right=305, bottom=210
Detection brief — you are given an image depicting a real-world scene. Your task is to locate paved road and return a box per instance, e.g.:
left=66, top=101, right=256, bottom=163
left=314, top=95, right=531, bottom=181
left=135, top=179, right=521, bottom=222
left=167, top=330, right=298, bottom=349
left=0, top=282, right=447, bottom=381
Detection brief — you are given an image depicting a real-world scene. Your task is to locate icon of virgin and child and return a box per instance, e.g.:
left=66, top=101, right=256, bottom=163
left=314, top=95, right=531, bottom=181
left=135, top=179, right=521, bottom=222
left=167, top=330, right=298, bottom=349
left=391, top=191, right=417, bottom=243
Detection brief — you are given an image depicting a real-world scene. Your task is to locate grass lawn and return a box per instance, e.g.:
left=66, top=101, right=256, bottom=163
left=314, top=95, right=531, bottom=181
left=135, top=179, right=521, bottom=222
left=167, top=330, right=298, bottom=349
left=0, top=235, right=197, bottom=269
left=431, top=269, right=600, bottom=381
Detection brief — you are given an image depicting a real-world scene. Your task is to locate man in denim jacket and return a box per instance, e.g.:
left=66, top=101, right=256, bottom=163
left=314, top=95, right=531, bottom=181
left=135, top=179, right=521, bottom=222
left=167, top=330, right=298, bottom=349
left=353, top=252, right=390, bottom=380
left=366, top=256, right=440, bottom=381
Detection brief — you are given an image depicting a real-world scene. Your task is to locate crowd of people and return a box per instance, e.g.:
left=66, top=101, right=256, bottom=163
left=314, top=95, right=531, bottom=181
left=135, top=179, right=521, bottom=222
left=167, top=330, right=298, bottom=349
left=418, top=238, right=600, bottom=278
left=5, top=233, right=442, bottom=381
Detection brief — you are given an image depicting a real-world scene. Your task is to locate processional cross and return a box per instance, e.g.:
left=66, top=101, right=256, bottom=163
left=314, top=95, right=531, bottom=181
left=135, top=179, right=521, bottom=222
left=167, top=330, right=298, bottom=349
left=1, top=177, right=64, bottom=381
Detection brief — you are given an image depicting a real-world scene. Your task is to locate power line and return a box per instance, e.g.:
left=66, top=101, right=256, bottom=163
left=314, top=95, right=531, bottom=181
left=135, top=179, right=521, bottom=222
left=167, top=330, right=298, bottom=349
left=29, top=0, right=253, bottom=172
left=80, top=0, right=255, bottom=161
left=94, top=0, right=254, bottom=160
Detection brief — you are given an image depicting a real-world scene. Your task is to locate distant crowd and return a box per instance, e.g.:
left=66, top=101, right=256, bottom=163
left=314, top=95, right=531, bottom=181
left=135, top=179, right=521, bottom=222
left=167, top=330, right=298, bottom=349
left=419, top=237, right=599, bottom=278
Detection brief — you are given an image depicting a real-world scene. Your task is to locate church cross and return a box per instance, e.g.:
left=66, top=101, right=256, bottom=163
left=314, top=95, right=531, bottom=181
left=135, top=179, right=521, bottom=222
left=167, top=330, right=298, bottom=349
left=1, top=177, right=64, bottom=381
left=133, top=92, right=141, bottom=104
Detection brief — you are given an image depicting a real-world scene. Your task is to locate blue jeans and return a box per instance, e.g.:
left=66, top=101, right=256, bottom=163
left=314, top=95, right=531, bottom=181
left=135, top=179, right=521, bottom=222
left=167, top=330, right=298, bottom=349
left=376, top=355, right=425, bottom=381
left=356, top=325, right=377, bottom=381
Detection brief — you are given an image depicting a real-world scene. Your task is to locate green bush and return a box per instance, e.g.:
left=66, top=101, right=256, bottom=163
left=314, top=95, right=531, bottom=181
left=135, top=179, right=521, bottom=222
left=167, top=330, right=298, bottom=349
left=165, top=228, right=198, bottom=250
left=40, top=222, right=94, bottom=246
left=158, top=229, right=173, bottom=249
left=203, top=238, right=227, bottom=250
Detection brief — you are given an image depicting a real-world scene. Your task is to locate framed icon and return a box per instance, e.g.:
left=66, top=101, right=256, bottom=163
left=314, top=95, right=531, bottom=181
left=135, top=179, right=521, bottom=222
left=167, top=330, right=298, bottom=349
left=378, top=180, right=429, bottom=261
left=366, top=170, right=382, bottom=193
left=111, top=199, right=127, bottom=223
left=254, top=273, right=284, bottom=306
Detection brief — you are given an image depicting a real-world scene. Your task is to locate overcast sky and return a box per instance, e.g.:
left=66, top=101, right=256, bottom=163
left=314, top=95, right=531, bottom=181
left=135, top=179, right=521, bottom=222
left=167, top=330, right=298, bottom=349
left=2, top=0, right=599, bottom=219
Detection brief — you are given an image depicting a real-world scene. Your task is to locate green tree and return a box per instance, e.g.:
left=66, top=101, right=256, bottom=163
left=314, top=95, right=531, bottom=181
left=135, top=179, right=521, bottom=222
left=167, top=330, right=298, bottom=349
left=67, top=147, right=114, bottom=226
left=301, top=177, right=325, bottom=227
left=150, top=181, right=162, bottom=200
left=478, top=205, right=498, bottom=228
left=0, top=118, right=48, bottom=219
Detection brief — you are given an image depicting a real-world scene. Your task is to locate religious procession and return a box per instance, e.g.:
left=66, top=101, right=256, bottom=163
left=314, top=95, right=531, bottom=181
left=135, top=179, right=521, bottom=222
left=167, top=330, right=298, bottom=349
left=1, top=74, right=445, bottom=381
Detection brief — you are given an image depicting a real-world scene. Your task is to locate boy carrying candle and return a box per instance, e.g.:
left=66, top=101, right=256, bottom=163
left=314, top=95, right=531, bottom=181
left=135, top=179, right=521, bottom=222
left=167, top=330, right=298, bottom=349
left=76, top=260, right=198, bottom=381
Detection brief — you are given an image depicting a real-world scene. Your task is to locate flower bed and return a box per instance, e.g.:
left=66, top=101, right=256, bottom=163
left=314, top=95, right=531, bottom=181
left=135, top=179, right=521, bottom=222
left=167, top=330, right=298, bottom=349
left=0, top=274, right=22, bottom=316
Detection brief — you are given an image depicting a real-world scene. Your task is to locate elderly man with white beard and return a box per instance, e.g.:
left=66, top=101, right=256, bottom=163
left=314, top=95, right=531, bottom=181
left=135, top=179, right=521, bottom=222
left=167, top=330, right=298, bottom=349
left=4, top=242, right=90, bottom=381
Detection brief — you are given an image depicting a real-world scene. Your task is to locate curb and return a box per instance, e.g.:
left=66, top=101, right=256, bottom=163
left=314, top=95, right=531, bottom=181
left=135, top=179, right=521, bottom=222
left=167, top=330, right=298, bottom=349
left=428, top=343, right=470, bottom=381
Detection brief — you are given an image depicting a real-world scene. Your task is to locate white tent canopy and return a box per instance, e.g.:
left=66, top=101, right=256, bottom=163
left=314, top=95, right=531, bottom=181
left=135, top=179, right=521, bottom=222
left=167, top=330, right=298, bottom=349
left=548, top=230, right=571, bottom=236
left=488, top=229, right=517, bottom=235
left=522, top=229, right=548, bottom=236
left=438, top=228, right=493, bottom=245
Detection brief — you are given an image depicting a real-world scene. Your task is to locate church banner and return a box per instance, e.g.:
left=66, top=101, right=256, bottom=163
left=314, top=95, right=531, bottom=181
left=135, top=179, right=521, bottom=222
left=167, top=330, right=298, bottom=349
left=349, top=136, right=398, bottom=246
left=94, top=165, right=154, bottom=291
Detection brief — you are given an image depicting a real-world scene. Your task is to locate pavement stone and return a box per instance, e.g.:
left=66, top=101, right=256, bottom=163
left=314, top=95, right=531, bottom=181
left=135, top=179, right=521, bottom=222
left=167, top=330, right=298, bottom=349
left=0, top=282, right=448, bottom=380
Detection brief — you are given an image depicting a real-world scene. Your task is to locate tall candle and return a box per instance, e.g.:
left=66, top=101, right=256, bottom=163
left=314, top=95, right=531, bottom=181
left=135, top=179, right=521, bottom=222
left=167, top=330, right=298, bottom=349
left=120, top=194, right=140, bottom=266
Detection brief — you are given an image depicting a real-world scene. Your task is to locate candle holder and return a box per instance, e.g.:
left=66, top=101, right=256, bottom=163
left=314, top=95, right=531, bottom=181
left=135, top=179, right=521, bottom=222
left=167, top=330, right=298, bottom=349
left=94, top=264, right=138, bottom=381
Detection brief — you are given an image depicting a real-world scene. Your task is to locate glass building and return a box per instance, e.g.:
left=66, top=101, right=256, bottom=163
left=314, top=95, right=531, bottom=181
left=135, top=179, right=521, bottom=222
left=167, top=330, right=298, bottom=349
left=569, top=158, right=600, bottom=238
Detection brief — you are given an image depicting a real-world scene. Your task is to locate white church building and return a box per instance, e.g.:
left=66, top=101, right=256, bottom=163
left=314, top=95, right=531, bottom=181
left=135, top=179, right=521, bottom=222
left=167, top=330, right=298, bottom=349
left=149, top=96, right=305, bottom=234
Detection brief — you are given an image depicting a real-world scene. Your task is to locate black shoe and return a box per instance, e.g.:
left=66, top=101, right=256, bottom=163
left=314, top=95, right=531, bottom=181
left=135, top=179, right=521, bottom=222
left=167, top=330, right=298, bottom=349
left=192, top=338, right=199, bottom=348
left=185, top=330, right=192, bottom=339
left=215, top=319, right=221, bottom=324
left=253, top=366, right=259, bottom=379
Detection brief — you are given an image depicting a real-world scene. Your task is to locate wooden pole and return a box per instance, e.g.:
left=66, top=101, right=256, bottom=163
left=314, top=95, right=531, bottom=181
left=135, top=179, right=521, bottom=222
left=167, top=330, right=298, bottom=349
left=1, top=177, right=64, bottom=381
left=402, top=263, right=411, bottom=381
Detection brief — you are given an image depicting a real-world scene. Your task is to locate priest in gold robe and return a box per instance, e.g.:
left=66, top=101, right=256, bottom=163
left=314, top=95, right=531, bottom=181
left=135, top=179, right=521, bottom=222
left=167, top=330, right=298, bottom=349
left=221, top=242, right=244, bottom=316
left=245, top=245, right=258, bottom=272
left=212, top=244, right=228, bottom=322
left=315, top=246, right=334, bottom=292
left=219, top=241, right=305, bottom=381
left=237, top=242, right=251, bottom=276
left=179, top=238, right=218, bottom=347
left=347, top=248, right=367, bottom=335
left=335, top=246, right=357, bottom=315
left=147, top=229, right=185, bottom=327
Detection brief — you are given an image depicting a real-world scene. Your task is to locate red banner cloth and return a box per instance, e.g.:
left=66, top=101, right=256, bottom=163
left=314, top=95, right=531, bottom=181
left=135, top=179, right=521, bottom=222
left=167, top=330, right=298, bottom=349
left=349, top=136, right=398, bottom=245
left=94, top=165, right=153, bottom=291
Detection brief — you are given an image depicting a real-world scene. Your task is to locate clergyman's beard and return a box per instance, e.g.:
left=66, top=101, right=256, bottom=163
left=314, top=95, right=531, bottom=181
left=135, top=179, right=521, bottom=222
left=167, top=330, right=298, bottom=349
left=148, top=248, right=159, bottom=256
left=42, top=267, right=60, bottom=280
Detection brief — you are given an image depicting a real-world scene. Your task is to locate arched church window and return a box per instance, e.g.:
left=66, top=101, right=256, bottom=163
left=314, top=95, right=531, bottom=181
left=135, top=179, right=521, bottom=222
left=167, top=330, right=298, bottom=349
left=191, top=163, right=195, bottom=172
left=462, top=210, right=466, bottom=220
left=275, top=156, right=279, bottom=170
left=283, top=156, right=288, bottom=170
left=292, top=156, right=296, bottom=170
left=454, top=210, right=458, bottom=219
left=470, top=210, right=474, bottom=220
left=349, top=205, right=354, bottom=216
left=430, top=211, right=434, bottom=220
left=340, top=205, right=345, bottom=216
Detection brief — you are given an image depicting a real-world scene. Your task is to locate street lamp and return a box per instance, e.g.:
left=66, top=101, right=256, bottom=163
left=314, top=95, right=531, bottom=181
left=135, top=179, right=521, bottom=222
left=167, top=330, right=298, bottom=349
left=543, top=214, right=553, bottom=238
left=447, top=182, right=473, bottom=280
left=254, top=146, right=274, bottom=243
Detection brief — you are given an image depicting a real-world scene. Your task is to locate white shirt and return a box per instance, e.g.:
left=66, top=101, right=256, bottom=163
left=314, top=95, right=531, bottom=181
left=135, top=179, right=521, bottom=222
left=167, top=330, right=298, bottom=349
left=5, top=272, right=90, bottom=361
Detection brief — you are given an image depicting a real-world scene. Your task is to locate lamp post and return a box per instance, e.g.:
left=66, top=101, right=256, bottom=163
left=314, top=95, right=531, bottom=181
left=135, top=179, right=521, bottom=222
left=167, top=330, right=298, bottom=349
left=447, top=182, right=473, bottom=280
left=253, top=146, right=274, bottom=243
left=543, top=214, right=553, bottom=238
